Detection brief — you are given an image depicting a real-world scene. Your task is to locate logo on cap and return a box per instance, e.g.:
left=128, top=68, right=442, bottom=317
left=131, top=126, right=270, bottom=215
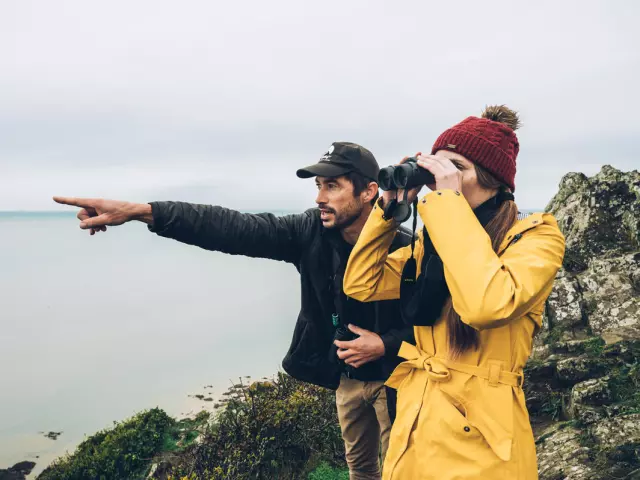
left=321, top=144, right=335, bottom=161
left=447, top=144, right=457, bottom=149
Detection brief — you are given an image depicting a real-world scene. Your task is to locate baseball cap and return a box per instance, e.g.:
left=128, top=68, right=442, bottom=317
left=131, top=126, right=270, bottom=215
left=296, top=142, right=380, bottom=181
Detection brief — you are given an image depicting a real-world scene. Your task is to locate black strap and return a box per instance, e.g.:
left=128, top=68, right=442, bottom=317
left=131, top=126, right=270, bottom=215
left=330, top=245, right=346, bottom=327
left=409, top=198, right=418, bottom=260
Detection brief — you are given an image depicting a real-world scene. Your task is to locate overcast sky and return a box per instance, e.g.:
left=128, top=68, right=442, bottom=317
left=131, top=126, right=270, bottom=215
left=1, top=0, right=638, bottom=211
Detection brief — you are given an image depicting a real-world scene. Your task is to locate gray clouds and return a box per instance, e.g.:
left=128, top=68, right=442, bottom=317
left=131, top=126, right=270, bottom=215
left=1, top=0, right=638, bottom=211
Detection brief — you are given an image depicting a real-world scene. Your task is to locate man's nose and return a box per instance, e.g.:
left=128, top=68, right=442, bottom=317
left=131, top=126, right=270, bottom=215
left=316, top=189, right=327, bottom=205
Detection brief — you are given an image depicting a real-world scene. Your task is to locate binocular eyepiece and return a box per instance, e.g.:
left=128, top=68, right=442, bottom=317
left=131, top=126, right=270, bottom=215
left=377, top=157, right=435, bottom=191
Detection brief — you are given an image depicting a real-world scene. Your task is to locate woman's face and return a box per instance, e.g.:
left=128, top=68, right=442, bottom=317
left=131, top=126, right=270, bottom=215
left=428, top=150, right=499, bottom=209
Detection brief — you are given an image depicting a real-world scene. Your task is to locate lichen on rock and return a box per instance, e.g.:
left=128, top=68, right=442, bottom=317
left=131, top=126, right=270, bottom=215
left=533, top=166, right=640, bottom=479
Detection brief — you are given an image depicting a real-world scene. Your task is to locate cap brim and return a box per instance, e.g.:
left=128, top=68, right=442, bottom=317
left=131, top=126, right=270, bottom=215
left=296, top=162, right=353, bottom=179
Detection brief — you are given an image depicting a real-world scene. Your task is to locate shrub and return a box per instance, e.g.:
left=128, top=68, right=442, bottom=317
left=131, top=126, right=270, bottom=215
left=38, top=408, right=174, bottom=480
left=170, top=373, right=345, bottom=479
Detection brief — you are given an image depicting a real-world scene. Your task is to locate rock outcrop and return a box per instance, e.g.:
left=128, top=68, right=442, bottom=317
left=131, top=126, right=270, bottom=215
left=529, top=166, right=640, bottom=480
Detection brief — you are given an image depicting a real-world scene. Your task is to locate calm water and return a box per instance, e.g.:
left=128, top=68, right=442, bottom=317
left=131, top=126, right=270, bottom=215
left=0, top=212, right=300, bottom=476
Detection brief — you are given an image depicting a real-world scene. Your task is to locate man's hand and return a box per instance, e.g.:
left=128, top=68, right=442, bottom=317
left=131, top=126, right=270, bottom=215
left=334, top=324, right=385, bottom=368
left=52, top=197, right=154, bottom=235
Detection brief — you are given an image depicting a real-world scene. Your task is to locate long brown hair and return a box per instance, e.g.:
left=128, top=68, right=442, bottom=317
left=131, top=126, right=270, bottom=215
left=445, top=164, right=519, bottom=358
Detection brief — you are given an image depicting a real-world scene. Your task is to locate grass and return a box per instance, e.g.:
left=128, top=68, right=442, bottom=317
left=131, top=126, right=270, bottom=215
left=583, top=337, right=606, bottom=357
left=540, top=391, right=565, bottom=421
left=308, top=462, right=349, bottom=480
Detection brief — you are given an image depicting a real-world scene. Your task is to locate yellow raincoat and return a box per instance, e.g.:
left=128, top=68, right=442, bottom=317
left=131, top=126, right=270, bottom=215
left=343, top=190, right=565, bottom=480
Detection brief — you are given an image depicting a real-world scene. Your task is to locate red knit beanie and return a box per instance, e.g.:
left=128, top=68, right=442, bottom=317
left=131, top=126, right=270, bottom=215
left=431, top=106, right=520, bottom=191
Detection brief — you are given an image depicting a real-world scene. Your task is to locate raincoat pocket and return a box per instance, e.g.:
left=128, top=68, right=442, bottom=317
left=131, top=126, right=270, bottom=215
left=463, top=380, right=515, bottom=462
left=422, top=386, right=509, bottom=479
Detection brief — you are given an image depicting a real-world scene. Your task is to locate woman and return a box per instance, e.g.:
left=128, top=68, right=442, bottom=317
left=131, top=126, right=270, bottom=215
left=342, top=106, right=565, bottom=479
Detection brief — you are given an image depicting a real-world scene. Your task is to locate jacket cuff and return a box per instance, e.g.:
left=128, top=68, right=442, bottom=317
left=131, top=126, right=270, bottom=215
left=380, top=331, right=402, bottom=357
left=147, top=201, right=169, bottom=234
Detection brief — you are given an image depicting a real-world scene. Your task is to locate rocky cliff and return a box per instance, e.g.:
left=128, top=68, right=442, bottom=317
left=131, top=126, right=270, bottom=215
left=526, top=166, right=640, bottom=479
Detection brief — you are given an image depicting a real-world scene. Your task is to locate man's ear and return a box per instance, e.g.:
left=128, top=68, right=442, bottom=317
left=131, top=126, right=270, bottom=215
left=363, top=181, right=379, bottom=203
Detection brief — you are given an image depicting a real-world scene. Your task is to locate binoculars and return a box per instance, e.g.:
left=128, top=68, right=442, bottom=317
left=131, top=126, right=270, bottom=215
left=378, top=157, right=435, bottom=191
left=329, top=314, right=358, bottom=366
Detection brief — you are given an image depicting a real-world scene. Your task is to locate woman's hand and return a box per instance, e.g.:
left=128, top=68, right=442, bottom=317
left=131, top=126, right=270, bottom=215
left=416, top=154, right=462, bottom=192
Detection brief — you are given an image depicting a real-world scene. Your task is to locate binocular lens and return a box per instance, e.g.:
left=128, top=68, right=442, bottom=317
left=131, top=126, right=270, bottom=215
left=378, top=157, right=434, bottom=191
left=393, top=163, right=413, bottom=189
left=378, top=167, right=395, bottom=191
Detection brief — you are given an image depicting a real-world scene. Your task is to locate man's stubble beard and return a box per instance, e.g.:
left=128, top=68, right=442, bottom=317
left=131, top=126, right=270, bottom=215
left=326, top=199, right=364, bottom=231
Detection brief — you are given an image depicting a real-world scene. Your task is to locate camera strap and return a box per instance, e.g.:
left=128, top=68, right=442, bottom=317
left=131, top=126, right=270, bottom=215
left=400, top=198, right=419, bottom=285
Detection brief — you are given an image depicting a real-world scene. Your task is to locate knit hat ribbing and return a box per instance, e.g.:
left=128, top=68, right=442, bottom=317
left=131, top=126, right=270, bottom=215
left=431, top=108, right=520, bottom=191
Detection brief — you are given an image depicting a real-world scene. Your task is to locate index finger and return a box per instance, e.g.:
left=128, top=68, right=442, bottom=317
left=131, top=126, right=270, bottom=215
left=53, top=196, right=98, bottom=208
left=398, top=152, right=422, bottom=164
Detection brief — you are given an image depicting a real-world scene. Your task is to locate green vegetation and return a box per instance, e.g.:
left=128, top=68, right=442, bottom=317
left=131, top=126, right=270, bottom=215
left=583, top=336, right=606, bottom=357
left=169, top=373, right=346, bottom=480
left=307, top=462, right=349, bottom=480
left=38, top=408, right=175, bottom=480
left=544, top=326, right=564, bottom=345
left=608, top=361, right=640, bottom=413
left=163, top=410, right=211, bottom=453
left=539, top=391, right=565, bottom=421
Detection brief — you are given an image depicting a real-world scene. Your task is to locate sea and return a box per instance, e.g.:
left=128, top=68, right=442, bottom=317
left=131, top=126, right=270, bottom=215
left=0, top=211, right=300, bottom=477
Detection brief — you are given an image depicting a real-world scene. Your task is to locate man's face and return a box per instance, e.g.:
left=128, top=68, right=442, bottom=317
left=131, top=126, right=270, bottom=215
left=314, top=176, right=365, bottom=229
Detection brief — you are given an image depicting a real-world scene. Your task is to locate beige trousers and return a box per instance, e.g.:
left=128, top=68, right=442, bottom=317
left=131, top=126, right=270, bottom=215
left=336, top=375, right=392, bottom=480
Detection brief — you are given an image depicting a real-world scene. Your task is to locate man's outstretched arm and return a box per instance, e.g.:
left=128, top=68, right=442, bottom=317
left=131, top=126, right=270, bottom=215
left=53, top=197, right=314, bottom=264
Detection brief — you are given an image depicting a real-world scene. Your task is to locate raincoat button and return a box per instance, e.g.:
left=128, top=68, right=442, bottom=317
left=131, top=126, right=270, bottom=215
left=464, top=426, right=471, bottom=432
left=422, top=198, right=426, bottom=204
left=437, top=192, right=442, bottom=196
left=455, top=191, right=460, bottom=196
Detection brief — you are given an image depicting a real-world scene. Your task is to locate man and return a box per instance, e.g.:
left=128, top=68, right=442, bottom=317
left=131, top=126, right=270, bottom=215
left=54, top=142, right=413, bottom=480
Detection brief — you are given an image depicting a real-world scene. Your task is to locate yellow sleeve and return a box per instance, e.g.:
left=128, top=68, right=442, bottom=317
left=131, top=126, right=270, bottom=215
left=417, top=190, right=565, bottom=330
left=343, top=200, right=421, bottom=302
